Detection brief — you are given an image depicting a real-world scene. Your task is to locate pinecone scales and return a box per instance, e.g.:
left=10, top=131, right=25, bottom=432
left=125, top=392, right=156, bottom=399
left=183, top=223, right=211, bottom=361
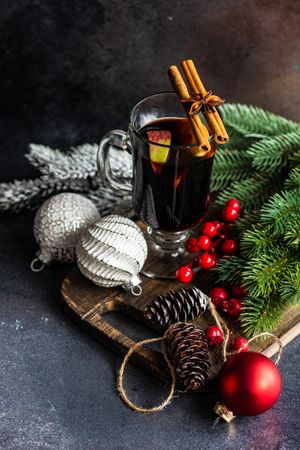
left=166, top=322, right=211, bottom=391
left=144, top=287, right=208, bottom=327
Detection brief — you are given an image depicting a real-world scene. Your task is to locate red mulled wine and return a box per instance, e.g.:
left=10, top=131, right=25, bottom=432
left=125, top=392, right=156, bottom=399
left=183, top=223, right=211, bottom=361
left=131, top=117, right=215, bottom=231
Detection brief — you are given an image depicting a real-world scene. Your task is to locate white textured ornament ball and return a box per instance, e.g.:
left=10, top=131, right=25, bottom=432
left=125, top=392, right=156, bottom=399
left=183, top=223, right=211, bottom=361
left=31, top=193, right=100, bottom=270
left=76, top=215, right=147, bottom=295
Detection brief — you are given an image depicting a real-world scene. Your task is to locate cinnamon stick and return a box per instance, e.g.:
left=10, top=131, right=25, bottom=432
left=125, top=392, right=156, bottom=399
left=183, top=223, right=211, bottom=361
left=181, top=60, right=229, bottom=144
left=168, top=65, right=210, bottom=155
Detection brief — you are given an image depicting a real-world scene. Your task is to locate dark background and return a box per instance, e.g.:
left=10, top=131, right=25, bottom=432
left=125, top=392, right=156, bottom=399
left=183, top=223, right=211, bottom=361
left=0, top=2, right=300, bottom=449
left=0, top=0, right=299, bottom=181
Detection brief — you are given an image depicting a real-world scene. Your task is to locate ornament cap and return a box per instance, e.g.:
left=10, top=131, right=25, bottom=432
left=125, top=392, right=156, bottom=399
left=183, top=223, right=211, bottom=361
left=123, top=275, right=143, bottom=296
left=213, top=402, right=236, bottom=423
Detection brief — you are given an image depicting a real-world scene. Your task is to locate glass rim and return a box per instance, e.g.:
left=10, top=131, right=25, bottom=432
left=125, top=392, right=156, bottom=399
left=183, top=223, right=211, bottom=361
left=130, top=91, right=213, bottom=150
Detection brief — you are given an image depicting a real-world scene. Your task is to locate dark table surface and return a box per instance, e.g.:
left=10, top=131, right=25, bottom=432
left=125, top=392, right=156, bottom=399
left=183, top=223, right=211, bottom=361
left=0, top=211, right=299, bottom=450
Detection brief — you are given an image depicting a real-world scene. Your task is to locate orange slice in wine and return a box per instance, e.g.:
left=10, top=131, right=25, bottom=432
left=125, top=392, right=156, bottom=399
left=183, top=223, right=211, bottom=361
left=147, top=130, right=171, bottom=174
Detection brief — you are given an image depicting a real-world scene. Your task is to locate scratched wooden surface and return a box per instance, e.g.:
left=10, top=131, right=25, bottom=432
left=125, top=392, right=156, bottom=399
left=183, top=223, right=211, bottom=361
left=61, top=265, right=300, bottom=387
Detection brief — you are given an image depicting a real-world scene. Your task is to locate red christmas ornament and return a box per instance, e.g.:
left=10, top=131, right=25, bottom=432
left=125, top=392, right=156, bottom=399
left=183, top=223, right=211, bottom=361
left=218, top=352, right=282, bottom=415
left=223, top=207, right=239, bottom=222
left=202, top=221, right=218, bottom=238
left=231, top=284, right=247, bottom=299
left=186, top=237, right=200, bottom=253
left=205, top=325, right=224, bottom=346
left=221, top=239, right=238, bottom=255
left=209, top=287, right=227, bottom=309
left=197, top=235, right=211, bottom=250
left=176, top=266, right=193, bottom=284
left=231, top=336, right=249, bottom=352
left=223, top=298, right=242, bottom=316
left=225, top=198, right=241, bottom=212
left=198, top=252, right=216, bottom=270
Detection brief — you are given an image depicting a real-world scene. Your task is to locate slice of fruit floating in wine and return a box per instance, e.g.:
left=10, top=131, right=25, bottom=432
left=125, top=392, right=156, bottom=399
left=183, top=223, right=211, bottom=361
left=147, top=130, right=171, bottom=174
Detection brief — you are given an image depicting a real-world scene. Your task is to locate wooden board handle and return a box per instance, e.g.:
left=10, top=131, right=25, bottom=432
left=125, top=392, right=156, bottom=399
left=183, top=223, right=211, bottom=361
left=61, top=291, right=168, bottom=380
left=88, top=314, right=168, bottom=380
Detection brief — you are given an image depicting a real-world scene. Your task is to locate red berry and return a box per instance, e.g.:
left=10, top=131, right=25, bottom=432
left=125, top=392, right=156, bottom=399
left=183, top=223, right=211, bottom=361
left=209, top=287, right=227, bottom=309
left=231, top=336, right=249, bottom=352
left=205, top=325, right=224, bottom=346
left=197, top=235, right=211, bottom=250
left=202, top=221, right=218, bottom=238
left=198, top=252, right=216, bottom=270
left=222, top=298, right=242, bottom=316
left=212, top=220, right=222, bottom=233
left=186, top=237, right=200, bottom=253
left=209, top=287, right=228, bottom=301
left=226, top=198, right=241, bottom=211
left=176, top=266, right=193, bottom=284
left=231, top=284, right=247, bottom=299
left=221, top=239, right=238, bottom=255
left=223, top=207, right=239, bottom=222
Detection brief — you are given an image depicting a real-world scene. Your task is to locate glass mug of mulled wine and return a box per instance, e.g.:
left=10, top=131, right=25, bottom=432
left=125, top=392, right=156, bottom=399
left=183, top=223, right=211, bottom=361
left=97, top=92, right=215, bottom=279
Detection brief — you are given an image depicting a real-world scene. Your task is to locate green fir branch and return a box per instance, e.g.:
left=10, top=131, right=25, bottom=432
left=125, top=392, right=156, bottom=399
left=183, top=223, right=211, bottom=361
left=221, top=103, right=300, bottom=138
left=215, top=174, right=280, bottom=212
left=246, top=130, right=300, bottom=173
left=290, top=150, right=300, bottom=167
left=240, top=226, right=279, bottom=258
left=280, top=265, right=300, bottom=305
left=259, top=189, right=300, bottom=234
left=211, top=149, right=252, bottom=191
left=235, top=211, right=261, bottom=233
left=284, top=220, right=300, bottom=249
left=221, top=126, right=255, bottom=150
left=242, top=249, right=294, bottom=298
left=214, top=256, right=246, bottom=284
left=241, top=294, right=286, bottom=336
left=284, top=168, right=300, bottom=190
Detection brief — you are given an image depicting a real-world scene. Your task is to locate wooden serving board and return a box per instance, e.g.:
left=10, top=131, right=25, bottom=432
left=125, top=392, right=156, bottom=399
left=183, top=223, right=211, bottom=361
left=61, top=266, right=300, bottom=384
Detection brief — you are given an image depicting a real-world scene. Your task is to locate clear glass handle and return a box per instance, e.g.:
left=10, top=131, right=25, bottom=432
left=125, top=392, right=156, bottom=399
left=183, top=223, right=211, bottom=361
left=97, top=129, right=132, bottom=194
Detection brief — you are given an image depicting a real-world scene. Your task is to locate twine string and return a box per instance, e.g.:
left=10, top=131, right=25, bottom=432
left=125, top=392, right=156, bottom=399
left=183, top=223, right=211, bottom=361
left=238, top=332, right=283, bottom=365
left=117, top=298, right=283, bottom=413
left=207, top=299, right=230, bottom=362
left=117, top=334, right=176, bottom=414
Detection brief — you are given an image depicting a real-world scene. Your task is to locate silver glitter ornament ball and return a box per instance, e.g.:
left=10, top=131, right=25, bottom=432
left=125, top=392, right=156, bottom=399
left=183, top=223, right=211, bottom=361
left=31, top=193, right=100, bottom=271
left=76, top=215, right=148, bottom=296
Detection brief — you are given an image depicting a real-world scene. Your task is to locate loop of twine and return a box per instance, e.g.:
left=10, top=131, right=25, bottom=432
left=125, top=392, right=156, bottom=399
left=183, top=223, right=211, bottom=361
left=238, top=332, right=283, bottom=365
left=117, top=335, right=176, bottom=414
left=117, top=298, right=283, bottom=413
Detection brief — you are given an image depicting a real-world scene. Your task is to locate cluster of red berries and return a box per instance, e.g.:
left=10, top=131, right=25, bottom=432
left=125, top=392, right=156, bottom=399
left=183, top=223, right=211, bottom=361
left=205, top=325, right=249, bottom=352
left=209, top=284, right=247, bottom=317
left=176, top=199, right=241, bottom=284
left=204, top=284, right=248, bottom=350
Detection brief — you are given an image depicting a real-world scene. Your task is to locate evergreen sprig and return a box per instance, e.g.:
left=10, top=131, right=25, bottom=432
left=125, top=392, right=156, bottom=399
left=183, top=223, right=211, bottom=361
left=240, top=294, right=287, bottom=336
left=210, top=149, right=252, bottom=191
left=242, top=249, right=294, bottom=298
left=259, top=189, right=300, bottom=234
left=280, top=265, right=300, bottom=305
left=215, top=175, right=278, bottom=212
left=220, top=103, right=299, bottom=137
left=213, top=104, right=300, bottom=335
left=284, top=168, right=300, bottom=190
left=246, top=131, right=300, bottom=173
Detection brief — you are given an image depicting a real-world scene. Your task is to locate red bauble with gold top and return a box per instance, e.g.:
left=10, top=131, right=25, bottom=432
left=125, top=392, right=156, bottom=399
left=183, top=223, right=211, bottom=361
left=218, top=351, right=282, bottom=416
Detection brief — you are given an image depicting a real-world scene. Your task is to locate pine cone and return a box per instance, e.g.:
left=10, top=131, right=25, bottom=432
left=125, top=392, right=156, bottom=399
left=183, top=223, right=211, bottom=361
left=144, top=287, right=208, bottom=327
left=166, top=322, right=211, bottom=391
